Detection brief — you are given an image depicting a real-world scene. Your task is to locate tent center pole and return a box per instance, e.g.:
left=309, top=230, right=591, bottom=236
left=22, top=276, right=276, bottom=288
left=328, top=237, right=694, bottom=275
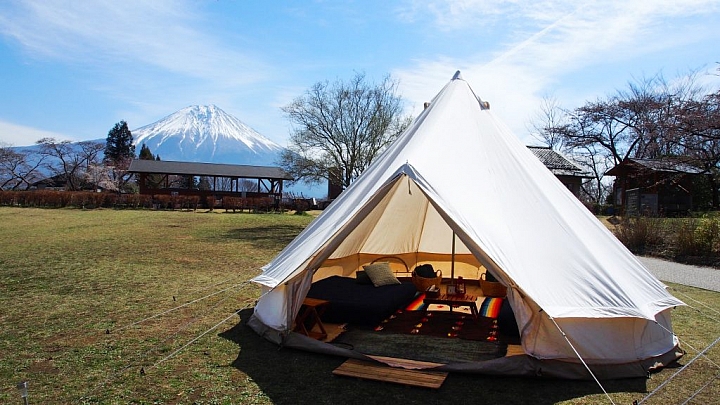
left=451, top=232, right=456, bottom=281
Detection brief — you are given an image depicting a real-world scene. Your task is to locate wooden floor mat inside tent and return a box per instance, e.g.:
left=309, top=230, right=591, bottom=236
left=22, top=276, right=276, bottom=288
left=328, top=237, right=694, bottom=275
left=332, top=357, right=448, bottom=388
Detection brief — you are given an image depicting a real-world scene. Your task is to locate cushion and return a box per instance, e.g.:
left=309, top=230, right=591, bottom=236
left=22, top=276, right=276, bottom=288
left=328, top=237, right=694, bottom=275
left=363, top=262, right=400, bottom=287
left=355, top=270, right=373, bottom=285
left=414, top=264, right=436, bottom=278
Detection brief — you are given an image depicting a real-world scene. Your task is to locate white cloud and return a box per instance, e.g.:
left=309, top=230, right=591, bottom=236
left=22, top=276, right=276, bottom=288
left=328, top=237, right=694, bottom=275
left=399, top=0, right=720, bottom=31
left=394, top=0, right=720, bottom=140
left=0, top=120, right=74, bottom=147
left=0, top=0, right=271, bottom=85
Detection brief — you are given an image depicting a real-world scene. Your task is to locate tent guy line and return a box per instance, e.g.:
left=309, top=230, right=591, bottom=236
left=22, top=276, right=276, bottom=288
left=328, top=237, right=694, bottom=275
left=110, top=280, right=249, bottom=334
left=86, top=281, right=258, bottom=399
left=548, top=315, right=616, bottom=405
left=637, top=335, right=720, bottom=405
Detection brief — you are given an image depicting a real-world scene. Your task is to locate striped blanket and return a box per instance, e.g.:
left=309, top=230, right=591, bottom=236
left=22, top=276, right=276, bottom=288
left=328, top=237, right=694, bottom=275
left=405, top=293, right=504, bottom=319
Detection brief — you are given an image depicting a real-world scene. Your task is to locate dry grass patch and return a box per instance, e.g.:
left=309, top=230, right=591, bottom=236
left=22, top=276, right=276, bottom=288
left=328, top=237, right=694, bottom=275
left=0, top=207, right=718, bottom=404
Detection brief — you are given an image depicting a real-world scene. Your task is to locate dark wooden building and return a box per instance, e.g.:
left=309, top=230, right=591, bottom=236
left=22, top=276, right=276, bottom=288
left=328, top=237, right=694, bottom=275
left=527, top=146, right=592, bottom=198
left=606, top=158, right=705, bottom=216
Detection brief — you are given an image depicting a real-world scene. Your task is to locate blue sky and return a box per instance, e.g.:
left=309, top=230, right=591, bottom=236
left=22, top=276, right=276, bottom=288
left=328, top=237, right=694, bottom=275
left=1, top=0, right=719, bottom=148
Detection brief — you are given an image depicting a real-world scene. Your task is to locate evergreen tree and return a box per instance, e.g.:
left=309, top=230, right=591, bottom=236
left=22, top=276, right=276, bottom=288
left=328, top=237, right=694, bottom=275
left=137, top=143, right=163, bottom=188
left=138, top=144, right=154, bottom=160
left=105, top=121, right=135, bottom=164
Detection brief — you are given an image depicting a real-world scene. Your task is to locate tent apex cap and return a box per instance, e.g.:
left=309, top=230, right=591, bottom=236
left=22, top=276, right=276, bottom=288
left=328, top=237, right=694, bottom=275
left=452, top=70, right=463, bottom=80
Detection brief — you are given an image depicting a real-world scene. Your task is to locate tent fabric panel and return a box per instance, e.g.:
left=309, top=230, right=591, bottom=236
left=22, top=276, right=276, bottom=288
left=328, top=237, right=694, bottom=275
left=520, top=308, right=678, bottom=363
left=357, top=178, right=429, bottom=254
left=258, top=172, right=406, bottom=288
left=251, top=284, right=291, bottom=332
left=328, top=177, right=473, bottom=258
left=251, top=166, right=402, bottom=288
left=252, top=270, right=314, bottom=333
left=327, top=181, right=397, bottom=259
left=382, top=79, right=683, bottom=319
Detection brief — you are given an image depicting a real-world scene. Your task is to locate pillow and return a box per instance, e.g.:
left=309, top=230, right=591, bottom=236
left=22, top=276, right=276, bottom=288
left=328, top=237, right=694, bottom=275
left=414, top=264, right=436, bottom=278
left=362, top=262, right=400, bottom=287
left=355, top=270, right=373, bottom=285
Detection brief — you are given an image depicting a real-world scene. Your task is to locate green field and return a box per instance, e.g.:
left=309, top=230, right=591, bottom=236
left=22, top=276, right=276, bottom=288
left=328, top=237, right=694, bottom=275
left=1, top=207, right=718, bottom=404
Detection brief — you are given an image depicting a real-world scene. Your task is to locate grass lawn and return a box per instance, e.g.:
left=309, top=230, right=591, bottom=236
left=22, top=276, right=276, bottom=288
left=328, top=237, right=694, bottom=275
left=1, top=207, right=719, bottom=404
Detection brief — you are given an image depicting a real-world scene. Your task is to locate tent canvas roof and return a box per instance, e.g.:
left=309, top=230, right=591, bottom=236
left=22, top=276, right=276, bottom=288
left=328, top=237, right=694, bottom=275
left=253, top=72, right=681, bottom=321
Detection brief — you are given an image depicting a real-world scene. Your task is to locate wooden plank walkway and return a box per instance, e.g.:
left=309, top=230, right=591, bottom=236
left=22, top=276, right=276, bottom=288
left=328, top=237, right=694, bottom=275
left=332, top=358, right=448, bottom=389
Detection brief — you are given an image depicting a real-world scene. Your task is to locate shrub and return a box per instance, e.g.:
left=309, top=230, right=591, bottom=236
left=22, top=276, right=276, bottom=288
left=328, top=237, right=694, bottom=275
left=182, top=196, right=200, bottom=211
left=675, top=216, right=720, bottom=257
left=154, top=195, right=172, bottom=210
left=205, top=196, right=215, bottom=210
left=676, top=218, right=700, bottom=256
left=696, top=217, right=720, bottom=254
left=613, top=215, right=665, bottom=255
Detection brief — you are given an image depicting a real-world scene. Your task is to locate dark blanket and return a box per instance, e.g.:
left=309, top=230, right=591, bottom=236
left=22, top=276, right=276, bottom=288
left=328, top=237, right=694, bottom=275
left=332, top=326, right=507, bottom=364
left=306, top=276, right=418, bottom=325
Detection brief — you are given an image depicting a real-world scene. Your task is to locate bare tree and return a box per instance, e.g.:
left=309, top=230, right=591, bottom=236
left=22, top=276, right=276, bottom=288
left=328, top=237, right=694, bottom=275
left=674, top=90, right=720, bottom=208
left=544, top=70, right=716, bottom=209
left=0, top=143, right=45, bottom=190
left=280, top=72, right=411, bottom=189
left=529, top=95, right=568, bottom=150
left=238, top=179, right=259, bottom=192
left=36, top=138, right=104, bottom=190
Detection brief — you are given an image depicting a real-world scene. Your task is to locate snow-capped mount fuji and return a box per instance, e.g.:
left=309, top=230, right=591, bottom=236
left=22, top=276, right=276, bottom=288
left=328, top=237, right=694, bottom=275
left=132, top=105, right=284, bottom=166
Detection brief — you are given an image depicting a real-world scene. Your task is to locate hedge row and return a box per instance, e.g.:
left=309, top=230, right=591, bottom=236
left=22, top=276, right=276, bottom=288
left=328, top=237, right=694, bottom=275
left=0, top=191, right=285, bottom=212
left=0, top=191, right=202, bottom=210
left=220, top=196, right=276, bottom=212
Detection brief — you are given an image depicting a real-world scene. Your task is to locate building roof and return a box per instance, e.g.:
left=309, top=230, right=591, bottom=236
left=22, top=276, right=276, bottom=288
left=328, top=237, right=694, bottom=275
left=527, top=146, right=593, bottom=178
left=127, top=159, right=293, bottom=180
left=606, top=158, right=704, bottom=176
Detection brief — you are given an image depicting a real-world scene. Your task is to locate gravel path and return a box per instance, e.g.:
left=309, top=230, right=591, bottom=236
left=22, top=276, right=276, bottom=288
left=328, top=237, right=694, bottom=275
left=637, top=256, right=720, bottom=292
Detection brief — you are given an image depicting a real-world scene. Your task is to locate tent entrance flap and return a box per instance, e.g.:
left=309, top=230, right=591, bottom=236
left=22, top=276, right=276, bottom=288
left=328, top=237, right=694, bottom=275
left=312, top=171, right=492, bottom=281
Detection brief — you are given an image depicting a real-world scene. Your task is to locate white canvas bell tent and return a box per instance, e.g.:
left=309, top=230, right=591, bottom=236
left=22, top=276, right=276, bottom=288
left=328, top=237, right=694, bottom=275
left=248, top=71, right=684, bottom=378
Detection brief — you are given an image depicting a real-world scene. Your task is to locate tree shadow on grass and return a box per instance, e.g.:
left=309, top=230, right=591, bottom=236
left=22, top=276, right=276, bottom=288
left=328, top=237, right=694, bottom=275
left=219, top=309, right=649, bottom=405
left=215, top=224, right=307, bottom=251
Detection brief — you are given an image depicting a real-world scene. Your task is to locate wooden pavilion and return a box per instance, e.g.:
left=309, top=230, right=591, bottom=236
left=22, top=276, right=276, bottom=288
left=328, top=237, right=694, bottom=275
left=127, top=159, right=293, bottom=209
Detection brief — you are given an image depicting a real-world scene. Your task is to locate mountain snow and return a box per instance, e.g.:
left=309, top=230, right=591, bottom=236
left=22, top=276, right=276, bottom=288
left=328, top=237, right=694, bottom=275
left=133, top=105, right=284, bottom=166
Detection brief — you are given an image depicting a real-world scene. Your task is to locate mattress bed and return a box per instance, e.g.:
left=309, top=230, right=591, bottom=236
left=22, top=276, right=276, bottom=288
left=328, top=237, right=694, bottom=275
left=306, top=275, right=418, bottom=325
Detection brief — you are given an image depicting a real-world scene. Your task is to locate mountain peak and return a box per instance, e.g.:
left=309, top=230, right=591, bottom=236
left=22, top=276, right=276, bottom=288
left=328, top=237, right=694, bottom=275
left=132, top=105, right=283, bottom=165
